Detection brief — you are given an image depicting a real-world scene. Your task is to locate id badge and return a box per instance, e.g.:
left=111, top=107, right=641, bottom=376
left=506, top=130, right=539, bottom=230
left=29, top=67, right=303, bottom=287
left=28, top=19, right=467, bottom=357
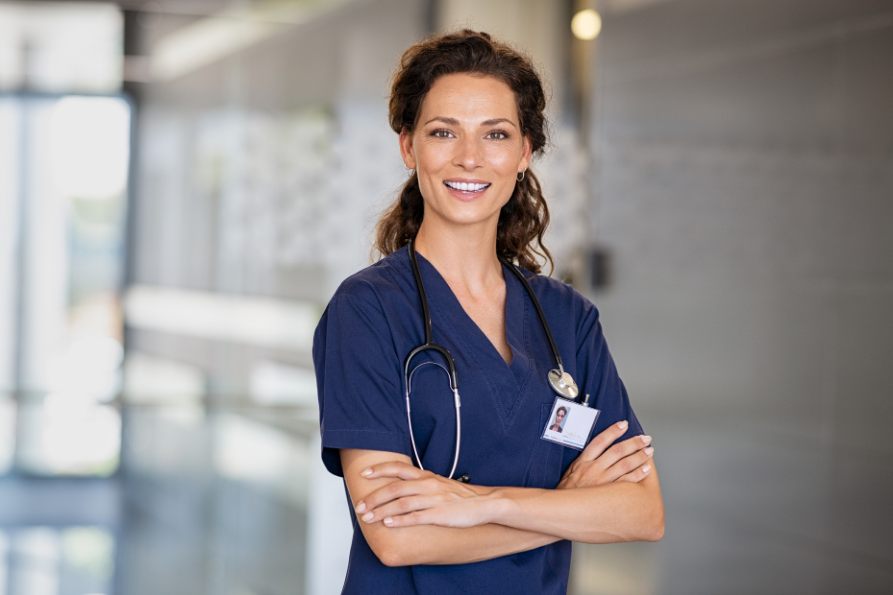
left=541, top=396, right=600, bottom=451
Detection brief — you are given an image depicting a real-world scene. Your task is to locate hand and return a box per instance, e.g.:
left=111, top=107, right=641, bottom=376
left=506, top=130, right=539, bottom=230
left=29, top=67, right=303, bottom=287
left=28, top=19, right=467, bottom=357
left=558, top=421, right=654, bottom=489
left=354, top=462, right=497, bottom=529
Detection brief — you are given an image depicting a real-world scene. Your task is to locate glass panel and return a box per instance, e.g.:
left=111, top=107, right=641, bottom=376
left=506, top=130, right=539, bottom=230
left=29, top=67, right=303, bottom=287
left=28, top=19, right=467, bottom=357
left=1, top=526, right=115, bottom=595
left=60, top=527, right=115, bottom=595
left=9, top=94, right=130, bottom=476
left=0, top=529, right=7, bottom=595
left=9, top=527, right=60, bottom=595
left=0, top=98, right=18, bottom=395
left=0, top=399, right=15, bottom=475
left=0, top=2, right=122, bottom=93
left=0, top=98, right=18, bottom=476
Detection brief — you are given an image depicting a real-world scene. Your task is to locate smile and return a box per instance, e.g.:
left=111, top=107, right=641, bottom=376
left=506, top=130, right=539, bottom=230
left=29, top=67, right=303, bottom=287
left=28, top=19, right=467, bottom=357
left=443, top=180, right=491, bottom=193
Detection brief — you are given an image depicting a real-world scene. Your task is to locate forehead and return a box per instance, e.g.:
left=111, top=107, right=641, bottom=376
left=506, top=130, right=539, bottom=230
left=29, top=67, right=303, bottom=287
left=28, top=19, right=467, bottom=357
left=419, top=73, right=518, bottom=122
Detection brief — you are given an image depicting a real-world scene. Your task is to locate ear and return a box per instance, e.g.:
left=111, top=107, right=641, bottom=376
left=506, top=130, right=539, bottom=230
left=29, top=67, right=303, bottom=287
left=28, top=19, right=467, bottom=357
left=518, top=134, right=533, bottom=174
left=399, top=128, right=417, bottom=170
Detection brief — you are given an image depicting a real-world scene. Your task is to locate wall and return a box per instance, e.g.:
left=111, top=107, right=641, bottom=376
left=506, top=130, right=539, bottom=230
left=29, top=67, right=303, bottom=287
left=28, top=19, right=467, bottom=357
left=573, top=0, right=893, bottom=592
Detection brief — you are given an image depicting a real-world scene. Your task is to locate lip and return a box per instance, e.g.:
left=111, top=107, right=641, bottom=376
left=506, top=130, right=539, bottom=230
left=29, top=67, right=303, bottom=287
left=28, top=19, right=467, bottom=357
left=442, top=178, right=492, bottom=201
left=444, top=178, right=491, bottom=185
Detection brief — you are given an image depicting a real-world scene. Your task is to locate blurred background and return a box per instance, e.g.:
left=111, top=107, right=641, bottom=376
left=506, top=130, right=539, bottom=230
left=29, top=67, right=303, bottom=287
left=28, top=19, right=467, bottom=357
left=0, top=0, right=891, bottom=594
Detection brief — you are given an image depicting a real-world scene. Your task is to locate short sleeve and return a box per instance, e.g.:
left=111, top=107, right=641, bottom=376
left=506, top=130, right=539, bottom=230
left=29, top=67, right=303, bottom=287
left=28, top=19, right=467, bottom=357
left=312, top=291, right=412, bottom=476
left=574, top=300, right=644, bottom=442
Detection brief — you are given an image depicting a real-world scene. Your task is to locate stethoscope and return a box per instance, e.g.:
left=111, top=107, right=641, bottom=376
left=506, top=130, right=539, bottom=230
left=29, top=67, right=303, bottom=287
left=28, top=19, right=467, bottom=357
left=404, top=237, right=580, bottom=481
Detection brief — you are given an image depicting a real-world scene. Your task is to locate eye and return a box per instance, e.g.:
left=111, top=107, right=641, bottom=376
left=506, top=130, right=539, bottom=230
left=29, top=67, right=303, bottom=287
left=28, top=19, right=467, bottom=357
left=431, top=128, right=453, bottom=138
left=486, top=129, right=509, bottom=140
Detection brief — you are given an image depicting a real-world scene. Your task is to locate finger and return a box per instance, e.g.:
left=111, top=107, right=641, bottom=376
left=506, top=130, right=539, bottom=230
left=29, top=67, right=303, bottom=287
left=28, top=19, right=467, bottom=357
left=591, top=434, right=652, bottom=472
left=361, top=461, right=424, bottom=481
left=578, top=420, right=630, bottom=462
left=602, top=446, right=654, bottom=483
left=357, top=475, right=444, bottom=515
left=381, top=509, right=442, bottom=529
left=615, top=462, right=653, bottom=484
left=356, top=477, right=427, bottom=514
left=360, top=495, right=433, bottom=524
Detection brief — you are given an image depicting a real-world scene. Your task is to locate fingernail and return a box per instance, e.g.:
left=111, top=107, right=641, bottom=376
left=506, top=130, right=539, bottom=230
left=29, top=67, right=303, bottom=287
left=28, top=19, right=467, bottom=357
left=642, top=465, right=651, bottom=474
left=641, top=435, right=652, bottom=444
left=644, top=447, right=654, bottom=456
left=383, top=517, right=393, bottom=525
left=362, top=512, right=373, bottom=522
left=618, top=421, right=628, bottom=430
left=361, top=468, right=372, bottom=477
left=355, top=502, right=366, bottom=513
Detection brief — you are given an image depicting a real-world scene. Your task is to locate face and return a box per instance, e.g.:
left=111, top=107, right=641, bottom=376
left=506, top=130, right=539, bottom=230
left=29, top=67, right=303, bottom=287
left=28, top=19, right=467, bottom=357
left=400, top=73, right=532, bottom=232
left=555, top=409, right=565, bottom=424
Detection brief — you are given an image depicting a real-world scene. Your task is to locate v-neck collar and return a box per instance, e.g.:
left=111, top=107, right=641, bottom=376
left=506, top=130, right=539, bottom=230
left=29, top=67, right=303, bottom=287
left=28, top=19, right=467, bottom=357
left=411, top=250, right=533, bottom=417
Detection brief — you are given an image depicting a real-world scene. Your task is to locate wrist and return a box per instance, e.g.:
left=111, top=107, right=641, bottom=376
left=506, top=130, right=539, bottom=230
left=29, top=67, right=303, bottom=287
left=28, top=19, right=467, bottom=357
left=470, top=482, right=496, bottom=497
left=485, top=487, right=516, bottom=525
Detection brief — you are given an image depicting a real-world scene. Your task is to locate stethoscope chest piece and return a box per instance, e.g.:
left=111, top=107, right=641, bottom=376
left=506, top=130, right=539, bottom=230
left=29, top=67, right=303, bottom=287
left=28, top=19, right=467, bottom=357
left=549, top=368, right=579, bottom=400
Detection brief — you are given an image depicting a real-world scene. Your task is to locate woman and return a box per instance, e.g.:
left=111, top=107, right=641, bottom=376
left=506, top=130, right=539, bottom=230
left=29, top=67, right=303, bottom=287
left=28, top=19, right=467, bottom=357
left=549, top=406, right=568, bottom=433
left=313, top=30, right=663, bottom=595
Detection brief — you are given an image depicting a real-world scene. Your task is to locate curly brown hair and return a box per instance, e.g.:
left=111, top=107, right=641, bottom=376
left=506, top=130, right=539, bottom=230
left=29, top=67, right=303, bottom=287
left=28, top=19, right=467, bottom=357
left=373, top=29, right=553, bottom=274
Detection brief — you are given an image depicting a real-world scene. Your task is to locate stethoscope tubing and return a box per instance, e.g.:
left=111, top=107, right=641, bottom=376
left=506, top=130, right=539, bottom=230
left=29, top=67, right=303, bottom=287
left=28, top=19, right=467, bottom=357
left=405, top=361, right=461, bottom=479
left=499, top=257, right=565, bottom=373
left=403, top=236, right=576, bottom=480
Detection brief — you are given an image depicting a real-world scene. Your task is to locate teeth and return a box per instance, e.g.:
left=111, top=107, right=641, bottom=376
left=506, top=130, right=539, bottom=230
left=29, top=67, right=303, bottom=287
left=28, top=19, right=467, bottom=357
left=445, top=181, right=490, bottom=192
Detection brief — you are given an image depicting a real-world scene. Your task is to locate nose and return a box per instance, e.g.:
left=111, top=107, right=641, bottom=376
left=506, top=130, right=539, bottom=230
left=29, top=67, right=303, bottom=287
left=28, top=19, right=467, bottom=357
left=454, top=135, right=481, bottom=170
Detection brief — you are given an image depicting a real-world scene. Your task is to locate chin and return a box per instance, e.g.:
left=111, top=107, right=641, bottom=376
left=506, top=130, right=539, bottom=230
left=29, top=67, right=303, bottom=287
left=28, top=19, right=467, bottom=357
left=439, top=206, right=502, bottom=228
left=437, top=195, right=510, bottom=226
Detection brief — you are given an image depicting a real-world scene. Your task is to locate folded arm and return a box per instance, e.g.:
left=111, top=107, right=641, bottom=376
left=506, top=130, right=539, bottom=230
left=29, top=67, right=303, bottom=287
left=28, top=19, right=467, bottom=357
left=341, top=420, right=663, bottom=567
left=342, top=448, right=559, bottom=566
left=485, top=471, right=662, bottom=543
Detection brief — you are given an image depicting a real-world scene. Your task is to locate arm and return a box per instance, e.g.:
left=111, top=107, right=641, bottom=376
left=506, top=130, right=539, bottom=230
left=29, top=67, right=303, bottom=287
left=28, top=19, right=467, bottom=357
left=489, top=467, right=663, bottom=543
left=362, top=457, right=663, bottom=545
left=341, top=448, right=559, bottom=567
left=345, top=420, right=661, bottom=566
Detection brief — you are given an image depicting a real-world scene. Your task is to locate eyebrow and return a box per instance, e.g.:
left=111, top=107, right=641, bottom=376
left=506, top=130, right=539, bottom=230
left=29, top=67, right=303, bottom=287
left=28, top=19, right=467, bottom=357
left=423, top=116, right=518, bottom=129
left=482, top=118, right=517, bottom=128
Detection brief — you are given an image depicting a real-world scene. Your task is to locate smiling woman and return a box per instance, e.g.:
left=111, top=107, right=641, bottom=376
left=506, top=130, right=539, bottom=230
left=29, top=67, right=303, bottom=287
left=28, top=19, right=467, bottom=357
left=375, top=31, right=551, bottom=274
left=401, top=74, right=531, bottom=262
left=312, top=30, right=663, bottom=595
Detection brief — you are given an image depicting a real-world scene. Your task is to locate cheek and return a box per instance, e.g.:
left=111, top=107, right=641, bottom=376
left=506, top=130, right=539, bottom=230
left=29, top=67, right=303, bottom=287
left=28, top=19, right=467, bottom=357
left=483, top=144, right=522, bottom=171
left=415, top=141, right=450, bottom=169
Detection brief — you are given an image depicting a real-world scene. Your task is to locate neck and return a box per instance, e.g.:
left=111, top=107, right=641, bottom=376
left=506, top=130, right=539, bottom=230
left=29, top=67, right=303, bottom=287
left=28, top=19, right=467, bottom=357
left=414, top=218, right=503, bottom=294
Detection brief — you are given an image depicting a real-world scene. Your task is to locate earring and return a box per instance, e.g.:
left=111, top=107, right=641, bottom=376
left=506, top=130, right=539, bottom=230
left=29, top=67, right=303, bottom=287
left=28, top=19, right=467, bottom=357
left=405, top=165, right=415, bottom=176
left=517, top=169, right=526, bottom=182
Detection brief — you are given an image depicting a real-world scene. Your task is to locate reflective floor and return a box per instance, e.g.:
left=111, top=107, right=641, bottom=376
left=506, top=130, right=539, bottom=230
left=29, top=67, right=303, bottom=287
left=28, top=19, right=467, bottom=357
left=4, top=400, right=891, bottom=595
left=116, top=405, right=327, bottom=595
left=0, top=478, right=118, bottom=595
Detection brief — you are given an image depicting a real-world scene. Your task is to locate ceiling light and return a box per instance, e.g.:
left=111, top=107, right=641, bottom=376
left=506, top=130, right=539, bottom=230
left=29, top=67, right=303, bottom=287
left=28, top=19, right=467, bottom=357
left=571, top=9, right=602, bottom=41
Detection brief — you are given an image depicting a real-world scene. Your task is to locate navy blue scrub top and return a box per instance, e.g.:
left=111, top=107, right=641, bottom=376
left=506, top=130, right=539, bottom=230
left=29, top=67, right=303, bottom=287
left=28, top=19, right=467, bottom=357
left=312, top=245, right=644, bottom=595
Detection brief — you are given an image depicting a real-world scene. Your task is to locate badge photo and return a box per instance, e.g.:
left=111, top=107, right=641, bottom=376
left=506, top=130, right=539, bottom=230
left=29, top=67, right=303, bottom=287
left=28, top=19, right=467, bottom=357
left=541, top=397, right=600, bottom=450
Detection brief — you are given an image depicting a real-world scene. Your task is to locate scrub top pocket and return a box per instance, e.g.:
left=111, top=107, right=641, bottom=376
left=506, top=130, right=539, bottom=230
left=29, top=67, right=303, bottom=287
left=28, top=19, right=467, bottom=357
left=523, top=403, right=566, bottom=488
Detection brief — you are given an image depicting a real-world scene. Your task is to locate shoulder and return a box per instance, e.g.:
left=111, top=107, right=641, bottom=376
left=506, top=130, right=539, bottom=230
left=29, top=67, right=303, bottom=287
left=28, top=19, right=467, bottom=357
left=313, top=248, right=413, bottom=354
left=522, top=269, right=577, bottom=300
left=520, top=268, right=599, bottom=323
left=329, top=246, right=412, bottom=310
left=517, top=268, right=604, bottom=349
